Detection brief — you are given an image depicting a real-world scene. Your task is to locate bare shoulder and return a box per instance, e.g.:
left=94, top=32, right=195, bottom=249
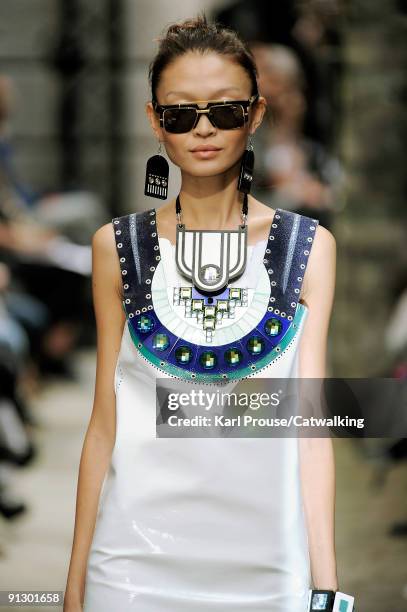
left=302, top=223, right=336, bottom=302
left=312, top=223, right=336, bottom=252
left=92, top=222, right=117, bottom=256
left=308, top=223, right=336, bottom=271
left=91, top=222, right=122, bottom=299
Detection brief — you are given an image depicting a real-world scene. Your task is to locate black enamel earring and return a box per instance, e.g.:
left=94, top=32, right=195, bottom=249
left=144, top=141, right=169, bottom=199
left=237, top=136, right=255, bottom=194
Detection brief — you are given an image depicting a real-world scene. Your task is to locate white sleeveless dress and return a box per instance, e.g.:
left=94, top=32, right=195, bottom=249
left=83, top=207, right=318, bottom=611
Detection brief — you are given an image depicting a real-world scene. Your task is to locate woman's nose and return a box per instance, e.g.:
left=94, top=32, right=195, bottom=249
left=193, top=113, right=216, bottom=135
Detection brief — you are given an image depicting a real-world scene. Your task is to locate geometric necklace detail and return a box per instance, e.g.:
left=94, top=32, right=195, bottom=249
left=173, top=285, right=248, bottom=343
left=175, top=192, right=249, bottom=294
left=173, top=192, right=250, bottom=342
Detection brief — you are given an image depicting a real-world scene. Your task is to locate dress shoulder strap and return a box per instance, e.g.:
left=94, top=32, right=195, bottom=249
left=111, top=208, right=159, bottom=316
left=263, top=209, right=319, bottom=319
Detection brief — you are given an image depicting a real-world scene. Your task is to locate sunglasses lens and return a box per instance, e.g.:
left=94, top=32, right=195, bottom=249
left=163, top=108, right=197, bottom=133
left=210, top=104, right=245, bottom=129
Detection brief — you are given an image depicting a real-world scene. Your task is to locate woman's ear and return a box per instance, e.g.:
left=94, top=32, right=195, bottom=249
left=248, top=95, right=267, bottom=135
left=146, top=101, right=164, bottom=141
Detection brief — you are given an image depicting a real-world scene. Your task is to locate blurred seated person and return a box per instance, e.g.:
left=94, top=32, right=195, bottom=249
left=0, top=154, right=92, bottom=377
left=0, top=75, right=106, bottom=245
left=250, top=43, right=344, bottom=230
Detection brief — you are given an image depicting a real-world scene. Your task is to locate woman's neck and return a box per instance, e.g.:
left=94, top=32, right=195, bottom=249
left=178, top=167, right=245, bottom=229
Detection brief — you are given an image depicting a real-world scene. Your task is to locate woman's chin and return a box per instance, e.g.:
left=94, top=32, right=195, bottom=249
left=183, top=159, right=239, bottom=178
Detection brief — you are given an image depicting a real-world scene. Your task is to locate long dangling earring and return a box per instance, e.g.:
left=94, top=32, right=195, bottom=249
left=144, top=141, right=169, bottom=199
left=237, top=136, right=255, bottom=194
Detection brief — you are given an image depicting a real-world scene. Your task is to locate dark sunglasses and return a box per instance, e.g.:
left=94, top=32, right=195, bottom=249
left=152, top=95, right=259, bottom=133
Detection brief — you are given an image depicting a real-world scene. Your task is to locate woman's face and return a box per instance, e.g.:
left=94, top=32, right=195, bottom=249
left=147, top=51, right=266, bottom=179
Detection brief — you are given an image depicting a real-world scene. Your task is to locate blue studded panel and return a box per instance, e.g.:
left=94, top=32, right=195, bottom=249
left=263, top=210, right=319, bottom=319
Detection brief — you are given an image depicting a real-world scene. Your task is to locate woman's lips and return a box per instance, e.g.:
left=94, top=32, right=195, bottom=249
left=190, top=147, right=222, bottom=159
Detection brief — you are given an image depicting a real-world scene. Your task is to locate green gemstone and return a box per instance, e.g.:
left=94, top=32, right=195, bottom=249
left=247, top=336, right=265, bottom=355
left=175, top=345, right=192, bottom=364
left=152, top=333, right=169, bottom=351
left=199, top=351, right=217, bottom=369
left=137, top=314, right=155, bottom=333
left=224, top=347, right=243, bottom=366
left=264, top=317, right=282, bottom=337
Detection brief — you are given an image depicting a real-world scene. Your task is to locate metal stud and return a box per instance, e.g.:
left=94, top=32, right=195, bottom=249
left=116, top=230, right=121, bottom=235
left=291, top=302, right=296, bottom=307
left=154, top=245, right=159, bottom=250
left=122, top=270, right=127, bottom=275
left=307, top=237, right=313, bottom=242
left=146, top=293, right=151, bottom=298
left=150, top=266, right=155, bottom=271
left=124, top=283, right=129, bottom=290
left=120, top=257, right=125, bottom=263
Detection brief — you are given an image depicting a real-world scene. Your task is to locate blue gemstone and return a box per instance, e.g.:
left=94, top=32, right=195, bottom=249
left=224, top=347, right=243, bottom=366
left=152, top=333, right=169, bottom=351
left=264, top=317, right=282, bottom=336
left=175, top=345, right=192, bottom=364
left=137, top=315, right=155, bottom=333
left=247, top=336, right=265, bottom=355
left=199, top=351, right=217, bottom=369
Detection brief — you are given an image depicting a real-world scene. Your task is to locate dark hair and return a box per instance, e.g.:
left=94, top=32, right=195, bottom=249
left=148, top=13, right=259, bottom=102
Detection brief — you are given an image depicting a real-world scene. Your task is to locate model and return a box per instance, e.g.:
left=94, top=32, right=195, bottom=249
left=64, top=15, right=344, bottom=612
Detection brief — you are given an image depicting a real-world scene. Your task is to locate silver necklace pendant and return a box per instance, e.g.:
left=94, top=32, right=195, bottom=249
left=175, top=223, right=248, bottom=293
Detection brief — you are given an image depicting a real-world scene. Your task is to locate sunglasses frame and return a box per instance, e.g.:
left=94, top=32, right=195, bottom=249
left=152, top=94, right=259, bottom=132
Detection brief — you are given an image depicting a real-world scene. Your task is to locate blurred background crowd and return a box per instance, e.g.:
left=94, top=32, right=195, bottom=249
left=0, top=1, right=406, bottom=610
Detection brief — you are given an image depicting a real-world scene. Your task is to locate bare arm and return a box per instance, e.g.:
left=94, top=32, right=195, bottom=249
left=298, top=224, right=338, bottom=591
left=64, top=223, right=125, bottom=609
